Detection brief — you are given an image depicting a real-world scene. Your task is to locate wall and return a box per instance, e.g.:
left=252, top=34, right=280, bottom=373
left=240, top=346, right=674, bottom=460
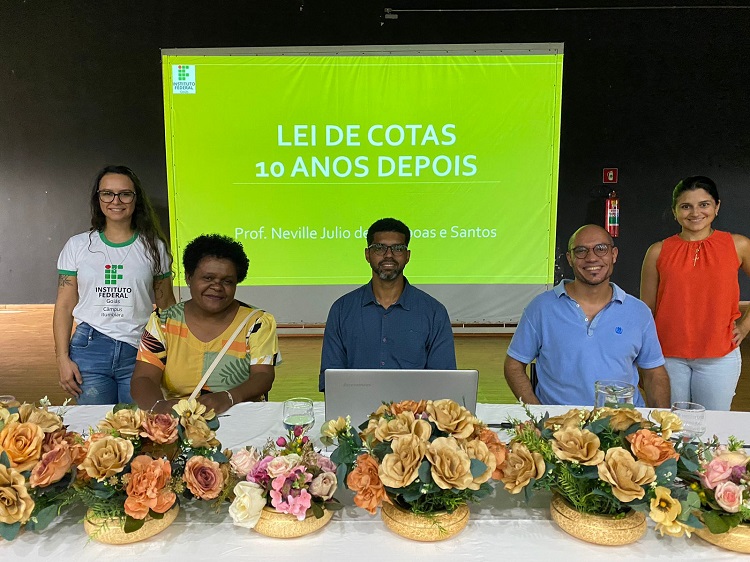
left=1, top=0, right=748, bottom=306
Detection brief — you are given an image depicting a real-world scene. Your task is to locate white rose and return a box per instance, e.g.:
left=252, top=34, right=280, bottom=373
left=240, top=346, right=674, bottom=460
left=229, top=481, right=266, bottom=529
left=230, top=447, right=261, bottom=478
left=309, top=471, right=338, bottom=501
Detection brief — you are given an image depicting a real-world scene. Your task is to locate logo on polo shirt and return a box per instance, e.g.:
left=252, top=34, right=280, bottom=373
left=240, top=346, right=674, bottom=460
left=615, top=326, right=623, bottom=334
left=104, top=264, right=124, bottom=285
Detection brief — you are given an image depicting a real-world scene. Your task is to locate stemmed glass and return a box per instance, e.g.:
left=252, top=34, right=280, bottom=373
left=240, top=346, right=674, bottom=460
left=670, top=401, right=706, bottom=443
left=282, top=397, right=315, bottom=435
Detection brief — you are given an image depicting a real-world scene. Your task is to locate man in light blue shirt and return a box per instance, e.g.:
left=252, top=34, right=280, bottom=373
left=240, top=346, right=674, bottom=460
left=319, top=218, right=456, bottom=392
left=504, top=225, right=670, bottom=407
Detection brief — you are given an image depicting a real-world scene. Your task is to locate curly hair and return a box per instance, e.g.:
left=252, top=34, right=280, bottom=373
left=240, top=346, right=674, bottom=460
left=366, top=217, right=411, bottom=246
left=89, top=165, right=171, bottom=275
left=183, top=234, right=250, bottom=282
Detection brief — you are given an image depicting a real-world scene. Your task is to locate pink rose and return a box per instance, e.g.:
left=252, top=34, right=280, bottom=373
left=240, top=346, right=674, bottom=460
left=230, top=447, right=261, bottom=478
left=714, top=481, right=743, bottom=513
left=266, top=454, right=301, bottom=478
left=701, top=459, right=734, bottom=490
left=317, top=454, right=336, bottom=473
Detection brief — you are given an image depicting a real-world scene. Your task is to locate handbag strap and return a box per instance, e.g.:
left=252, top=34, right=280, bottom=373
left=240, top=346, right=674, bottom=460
left=188, top=308, right=264, bottom=401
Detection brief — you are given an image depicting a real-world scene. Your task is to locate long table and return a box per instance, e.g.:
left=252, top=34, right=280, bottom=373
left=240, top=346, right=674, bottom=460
left=7, top=403, right=749, bottom=561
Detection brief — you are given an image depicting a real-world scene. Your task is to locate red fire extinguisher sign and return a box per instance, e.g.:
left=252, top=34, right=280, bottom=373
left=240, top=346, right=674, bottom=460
left=606, top=190, right=619, bottom=238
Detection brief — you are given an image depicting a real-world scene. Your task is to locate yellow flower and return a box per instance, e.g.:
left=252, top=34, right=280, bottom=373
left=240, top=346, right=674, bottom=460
left=649, top=486, right=680, bottom=525
left=0, top=408, right=20, bottom=427
left=98, top=407, right=145, bottom=438
left=182, top=416, right=220, bottom=449
left=595, top=408, right=647, bottom=432
left=173, top=399, right=216, bottom=422
left=374, top=412, right=431, bottom=443
left=655, top=519, right=693, bottom=538
left=425, top=437, right=474, bottom=490
left=320, top=417, right=349, bottom=439
left=0, top=464, right=35, bottom=524
left=551, top=426, right=604, bottom=466
left=78, top=436, right=134, bottom=481
left=426, top=399, right=476, bottom=439
left=544, top=409, right=589, bottom=430
left=500, top=442, right=546, bottom=494
left=597, top=447, right=655, bottom=503
left=17, top=404, right=63, bottom=434
left=378, top=434, right=426, bottom=488
left=649, top=410, right=683, bottom=441
left=461, top=438, right=497, bottom=489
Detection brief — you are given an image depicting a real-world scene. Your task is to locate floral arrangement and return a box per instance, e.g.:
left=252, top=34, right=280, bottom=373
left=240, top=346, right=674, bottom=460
left=678, top=437, right=750, bottom=534
left=0, top=399, right=83, bottom=540
left=322, top=399, right=505, bottom=515
left=74, top=399, right=233, bottom=534
left=501, top=405, right=704, bottom=537
left=228, top=426, right=343, bottom=529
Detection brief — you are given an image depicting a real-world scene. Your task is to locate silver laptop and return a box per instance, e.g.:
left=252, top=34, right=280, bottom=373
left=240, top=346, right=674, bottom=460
left=324, top=369, right=479, bottom=424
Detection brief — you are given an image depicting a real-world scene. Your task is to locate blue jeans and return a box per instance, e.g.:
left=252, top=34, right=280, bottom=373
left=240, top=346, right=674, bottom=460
left=664, top=347, right=742, bottom=411
left=69, top=323, right=136, bottom=405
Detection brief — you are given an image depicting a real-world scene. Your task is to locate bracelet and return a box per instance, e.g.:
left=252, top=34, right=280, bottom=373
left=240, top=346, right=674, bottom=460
left=225, top=390, right=234, bottom=407
left=150, top=399, right=165, bottom=413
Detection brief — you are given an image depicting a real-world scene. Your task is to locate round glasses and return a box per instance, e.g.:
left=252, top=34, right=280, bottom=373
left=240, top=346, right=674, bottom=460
left=368, top=243, right=408, bottom=256
left=98, top=190, right=136, bottom=204
left=570, top=243, right=613, bottom=259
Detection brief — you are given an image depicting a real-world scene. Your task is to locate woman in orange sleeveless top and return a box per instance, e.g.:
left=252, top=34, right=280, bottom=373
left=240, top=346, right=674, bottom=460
left=641, top=176, right=750, bottom=410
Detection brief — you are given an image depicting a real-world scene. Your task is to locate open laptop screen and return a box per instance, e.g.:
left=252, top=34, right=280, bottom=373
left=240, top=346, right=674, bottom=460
left=324, top=369, right=479, bottom=424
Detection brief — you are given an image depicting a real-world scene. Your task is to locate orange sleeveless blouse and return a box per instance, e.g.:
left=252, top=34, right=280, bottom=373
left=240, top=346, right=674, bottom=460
left=654, top=230, right=740, bottom=359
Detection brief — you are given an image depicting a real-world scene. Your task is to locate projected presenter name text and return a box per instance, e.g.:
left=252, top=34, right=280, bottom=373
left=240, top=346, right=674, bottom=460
left=234, top=225, right=497, bottom=240
left=254, top=123, right=477, bottom=180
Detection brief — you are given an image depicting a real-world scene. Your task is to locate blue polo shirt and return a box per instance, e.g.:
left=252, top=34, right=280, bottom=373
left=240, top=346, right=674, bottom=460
left=319, top=279, right=457, bottom=391
left=507, top=281, right=664, bottom=407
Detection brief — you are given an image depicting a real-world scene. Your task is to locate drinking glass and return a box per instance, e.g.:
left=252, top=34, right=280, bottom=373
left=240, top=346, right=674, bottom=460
left=282, top=397, right=315, bottom=434
left=0, top=395, right=17, bottom=407
left=594, top=380, right=636, bottom=408
left=670, top=402, right=706, bottom=442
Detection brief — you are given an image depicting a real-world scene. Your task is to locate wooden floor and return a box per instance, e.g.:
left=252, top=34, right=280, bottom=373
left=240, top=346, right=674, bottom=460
left=2, top=305, right=749, bottom=410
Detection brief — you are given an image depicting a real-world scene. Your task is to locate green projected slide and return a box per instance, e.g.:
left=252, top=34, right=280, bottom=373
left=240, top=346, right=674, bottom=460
left=162, top=46, right=563, bottom=287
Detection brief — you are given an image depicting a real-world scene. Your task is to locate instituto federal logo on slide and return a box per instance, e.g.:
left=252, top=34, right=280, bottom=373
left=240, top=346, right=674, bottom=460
left=172, top=65, right=196, bottom=94
left=104, top=264, right=124, bottom=285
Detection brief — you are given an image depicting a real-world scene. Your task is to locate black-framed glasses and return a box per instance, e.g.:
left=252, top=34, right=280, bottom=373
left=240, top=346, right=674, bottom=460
left=570, top=243, right=613, bottom=259
left=367, top=243, right=408, bottom=256
left=98, top=190, right=136, bottom=203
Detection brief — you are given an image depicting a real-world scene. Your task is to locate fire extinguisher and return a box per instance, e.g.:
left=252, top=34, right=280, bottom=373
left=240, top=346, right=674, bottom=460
left=605, top=190, right=619, bottom=238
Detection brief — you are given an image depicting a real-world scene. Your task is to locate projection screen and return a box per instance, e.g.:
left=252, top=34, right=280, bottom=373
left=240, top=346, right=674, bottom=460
left=161, top=43, right=564, bottom=324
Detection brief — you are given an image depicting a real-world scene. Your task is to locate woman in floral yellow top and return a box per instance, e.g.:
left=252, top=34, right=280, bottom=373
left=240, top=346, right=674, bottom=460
left=131, top=235, right=281, bottom=414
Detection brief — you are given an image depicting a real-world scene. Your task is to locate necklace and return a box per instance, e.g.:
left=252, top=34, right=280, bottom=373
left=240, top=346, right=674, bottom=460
left=693, top=240, right=704, bottom=267
left=102, top=233, right=136, bottom=268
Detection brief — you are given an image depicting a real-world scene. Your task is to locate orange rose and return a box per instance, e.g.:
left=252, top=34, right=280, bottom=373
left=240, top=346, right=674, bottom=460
left=183, top=455, right=224, bottom=500
left=42, top=428, right=67, bottom=453
left=476, top=428, right=507, bottom=479
left=140, top=413, right=179, bottom=444
left=64, top=432, right=89, bottom=466
left=0, top=421, right=44, bottom=471
left=124, top=455, right=176, bottom=519
left=346, top=453, right=390, bottom=514
left=391, top=400, right=428, bottom=416
left=627, top=429, right=679, bottom=466
left=500, top=443, right=546, bottom=494
left=29, top=442, right=73, bottom=488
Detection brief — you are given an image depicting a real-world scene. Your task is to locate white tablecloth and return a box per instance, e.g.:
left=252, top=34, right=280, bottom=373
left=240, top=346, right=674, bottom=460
left=8, top=403, right=749, bottom=561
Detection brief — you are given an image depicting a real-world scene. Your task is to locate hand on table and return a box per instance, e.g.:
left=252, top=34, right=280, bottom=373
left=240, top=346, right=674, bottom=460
left=198, top=391, right=234, bottom=415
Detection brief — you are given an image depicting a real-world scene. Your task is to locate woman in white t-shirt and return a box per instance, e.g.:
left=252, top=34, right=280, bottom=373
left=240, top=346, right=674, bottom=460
left=53, top=165, right=176, bottom=404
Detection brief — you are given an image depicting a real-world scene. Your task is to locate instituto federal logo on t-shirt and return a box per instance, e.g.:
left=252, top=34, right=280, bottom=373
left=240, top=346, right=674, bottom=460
left=104, top=264, right=124, bottom=285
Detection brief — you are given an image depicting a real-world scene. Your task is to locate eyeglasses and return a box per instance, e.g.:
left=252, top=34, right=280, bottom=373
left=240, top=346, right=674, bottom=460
left=570, top=243, right=613, bottom=259
left=367, top=243, right=408, bottom=256
left=98, top=190, right=135, bottom=204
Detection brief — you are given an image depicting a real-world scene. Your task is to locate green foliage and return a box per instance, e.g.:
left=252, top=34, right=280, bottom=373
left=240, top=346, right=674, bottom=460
left=0, top=451, right=9, bottom=468
left=703, top=510, right=742, bottom=534
left=469, top=458, right=487, bottom=479
left=123, top=515, right=145, bottom=533
left=0, top=521, right=21, bottom=541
